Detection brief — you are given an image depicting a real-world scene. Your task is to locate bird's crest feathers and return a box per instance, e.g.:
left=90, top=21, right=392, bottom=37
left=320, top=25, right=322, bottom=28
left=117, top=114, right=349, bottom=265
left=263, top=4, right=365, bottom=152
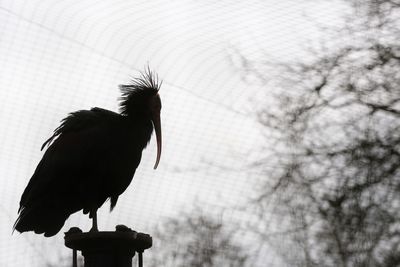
left=119, top=68, right=162, bottom=116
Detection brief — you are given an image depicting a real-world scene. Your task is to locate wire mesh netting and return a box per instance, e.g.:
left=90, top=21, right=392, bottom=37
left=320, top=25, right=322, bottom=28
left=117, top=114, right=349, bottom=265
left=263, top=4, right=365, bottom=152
left=0, top=1, right=356, bottom=266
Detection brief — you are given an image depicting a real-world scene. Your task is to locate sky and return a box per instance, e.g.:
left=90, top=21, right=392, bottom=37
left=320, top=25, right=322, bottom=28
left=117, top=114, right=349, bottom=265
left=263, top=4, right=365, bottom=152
left=0, top=0, right=345, bottom=266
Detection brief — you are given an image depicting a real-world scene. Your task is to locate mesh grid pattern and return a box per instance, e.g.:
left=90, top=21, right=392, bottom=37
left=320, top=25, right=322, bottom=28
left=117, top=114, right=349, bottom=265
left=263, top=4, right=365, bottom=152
left=0, top=1, right=343, bottom=266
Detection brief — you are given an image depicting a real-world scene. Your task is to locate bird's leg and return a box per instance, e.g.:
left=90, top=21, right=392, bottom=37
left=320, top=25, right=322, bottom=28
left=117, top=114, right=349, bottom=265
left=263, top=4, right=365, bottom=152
left=90, top=209, right=98, bottom=232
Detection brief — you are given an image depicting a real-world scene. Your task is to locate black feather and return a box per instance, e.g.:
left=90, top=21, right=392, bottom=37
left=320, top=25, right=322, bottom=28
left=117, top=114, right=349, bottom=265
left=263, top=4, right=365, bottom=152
left=14, top=69, right=161, bottom=237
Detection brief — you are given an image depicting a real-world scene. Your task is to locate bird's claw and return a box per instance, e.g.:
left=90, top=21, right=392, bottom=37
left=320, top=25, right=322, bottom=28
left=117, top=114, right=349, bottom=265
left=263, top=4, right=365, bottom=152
left=89, top=227, right=99, bottom=233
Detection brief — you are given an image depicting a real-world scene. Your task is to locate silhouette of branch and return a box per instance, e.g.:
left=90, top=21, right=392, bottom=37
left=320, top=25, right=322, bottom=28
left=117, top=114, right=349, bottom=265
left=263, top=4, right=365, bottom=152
left=240, top=1, right=400, bottom=266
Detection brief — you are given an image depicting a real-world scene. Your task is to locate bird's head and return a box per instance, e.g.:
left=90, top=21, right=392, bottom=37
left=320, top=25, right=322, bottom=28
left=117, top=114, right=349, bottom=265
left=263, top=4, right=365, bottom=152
left=119, top=68, right=162, bottom=169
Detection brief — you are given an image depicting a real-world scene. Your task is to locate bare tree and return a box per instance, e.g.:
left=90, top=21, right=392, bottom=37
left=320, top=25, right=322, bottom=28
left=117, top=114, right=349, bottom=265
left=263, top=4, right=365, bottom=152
left=147, top=207, right=249, bottom=267
left=242, top=1, right=400, bottom=266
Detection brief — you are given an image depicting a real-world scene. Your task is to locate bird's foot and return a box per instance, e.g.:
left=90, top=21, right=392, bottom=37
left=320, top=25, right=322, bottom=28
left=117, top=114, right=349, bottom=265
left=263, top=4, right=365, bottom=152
left=89, top=226, right=99, bottom=233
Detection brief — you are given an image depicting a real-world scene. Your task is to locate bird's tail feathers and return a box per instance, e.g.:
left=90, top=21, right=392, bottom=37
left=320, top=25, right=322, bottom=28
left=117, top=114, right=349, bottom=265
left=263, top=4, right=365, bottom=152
left=14, top=205, right=69, bottom=237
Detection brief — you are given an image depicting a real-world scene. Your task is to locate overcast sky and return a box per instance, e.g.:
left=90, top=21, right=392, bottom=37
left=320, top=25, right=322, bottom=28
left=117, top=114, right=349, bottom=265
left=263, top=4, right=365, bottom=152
left=0, top=0, right=345, bottom=266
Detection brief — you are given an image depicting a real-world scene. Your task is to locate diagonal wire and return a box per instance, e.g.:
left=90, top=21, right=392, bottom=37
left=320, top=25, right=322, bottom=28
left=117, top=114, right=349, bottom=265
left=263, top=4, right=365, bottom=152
left=0, top=5, right=250, bottom=117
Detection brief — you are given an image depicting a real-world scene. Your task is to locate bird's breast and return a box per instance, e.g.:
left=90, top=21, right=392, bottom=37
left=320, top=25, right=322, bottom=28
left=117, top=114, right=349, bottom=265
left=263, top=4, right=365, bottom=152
left=100, top=131, right=144, bottom=196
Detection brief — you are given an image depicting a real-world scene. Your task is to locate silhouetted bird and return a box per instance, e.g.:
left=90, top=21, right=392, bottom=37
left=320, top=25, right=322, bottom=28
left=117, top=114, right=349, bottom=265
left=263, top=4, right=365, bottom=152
left=14, top=69, right=162, bottom=237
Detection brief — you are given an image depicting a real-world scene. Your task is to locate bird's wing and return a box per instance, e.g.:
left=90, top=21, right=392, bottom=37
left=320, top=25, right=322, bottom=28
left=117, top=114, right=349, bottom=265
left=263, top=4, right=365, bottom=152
left=19, top=107, right=121, bottom=210
left=14, top=108, right=129, bottom=236
left=41, top=107, right=116, bottom=150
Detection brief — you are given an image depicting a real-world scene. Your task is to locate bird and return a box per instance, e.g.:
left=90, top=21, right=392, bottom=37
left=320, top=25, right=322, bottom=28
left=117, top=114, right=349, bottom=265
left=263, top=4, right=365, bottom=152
left=13, top=69, right=162, bottom=237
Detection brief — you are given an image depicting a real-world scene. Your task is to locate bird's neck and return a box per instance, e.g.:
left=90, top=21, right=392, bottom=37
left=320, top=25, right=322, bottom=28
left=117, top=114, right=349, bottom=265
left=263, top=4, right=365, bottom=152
left=127, top=115, right=154, bottom=147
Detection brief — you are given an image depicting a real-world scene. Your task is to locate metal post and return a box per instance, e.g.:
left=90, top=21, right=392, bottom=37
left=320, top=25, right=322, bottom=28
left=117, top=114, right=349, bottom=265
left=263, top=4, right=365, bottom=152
left=65, top=225, right=152, bottom=267
left=73, top=249, right=77, bottom=267
left=138, top=251, right=143, bottom=267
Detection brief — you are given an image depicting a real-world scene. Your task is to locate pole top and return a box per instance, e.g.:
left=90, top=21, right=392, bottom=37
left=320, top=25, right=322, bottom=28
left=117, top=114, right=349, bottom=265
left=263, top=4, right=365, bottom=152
left=64, top=225, right=152, bottom=253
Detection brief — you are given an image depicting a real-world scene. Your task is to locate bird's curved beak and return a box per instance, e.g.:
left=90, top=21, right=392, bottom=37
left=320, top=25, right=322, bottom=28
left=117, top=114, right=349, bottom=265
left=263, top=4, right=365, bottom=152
left=152, top=112, right=162, bottom=169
